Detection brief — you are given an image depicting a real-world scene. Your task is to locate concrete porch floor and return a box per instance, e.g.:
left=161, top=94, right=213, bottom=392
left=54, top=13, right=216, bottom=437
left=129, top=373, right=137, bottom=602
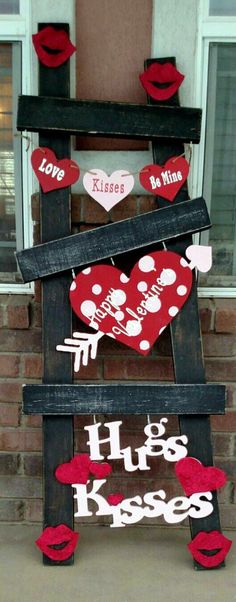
left=0, top=525, right=235, bottom=602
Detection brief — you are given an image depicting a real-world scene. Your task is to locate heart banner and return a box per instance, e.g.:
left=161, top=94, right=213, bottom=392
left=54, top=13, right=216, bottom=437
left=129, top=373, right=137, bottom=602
left=69, top=250, right=193, bottom=355
left=139, top=157, right=189, bottom=201
left=83, top=169, right=134, bottom=211
left=31, top=147, right=80, bottom=193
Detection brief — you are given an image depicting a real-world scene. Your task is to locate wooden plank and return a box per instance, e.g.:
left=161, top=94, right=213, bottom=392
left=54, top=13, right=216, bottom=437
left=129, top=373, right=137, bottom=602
left=16, top=196, right=210, bottom=282
left=38, top=23, right=74, bottom=566
left=17, top=95, right=202, bottom=143
left=146, top=57, right=223, bottom=567
left=22, top=383, right=225, bottom=415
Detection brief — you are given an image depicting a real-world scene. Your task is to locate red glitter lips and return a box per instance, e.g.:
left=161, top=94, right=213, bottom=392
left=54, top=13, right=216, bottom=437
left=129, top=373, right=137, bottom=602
left=188, top=531, right=232, bottom=568
left=139, top=62, right=184, bottom=101
left=35, top=524, right=79, bottom=561
left=32, top=26, right=76, bottom=67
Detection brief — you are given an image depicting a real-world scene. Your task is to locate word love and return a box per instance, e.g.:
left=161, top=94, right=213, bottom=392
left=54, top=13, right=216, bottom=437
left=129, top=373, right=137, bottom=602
left=83, top=169, right=134, bottom=211
left=57, top=246, right=212, bottom=371
left=139, top=156, right=189, bottom=202
left=31, top=147, right=80, bottom=193
left=73, top=480, right=214, bottom=528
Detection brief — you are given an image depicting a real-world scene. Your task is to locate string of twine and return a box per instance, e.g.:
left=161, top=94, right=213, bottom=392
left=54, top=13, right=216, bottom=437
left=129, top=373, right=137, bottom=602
left=14, top=133, right=192, bottom=177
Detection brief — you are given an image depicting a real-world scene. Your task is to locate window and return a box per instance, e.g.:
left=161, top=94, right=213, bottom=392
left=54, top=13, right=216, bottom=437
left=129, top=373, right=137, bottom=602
left=0, top=42, right=23, bottom=283
left=0, top=0, right=32, bottom=292
left=193, top=1, right=236, bottom=296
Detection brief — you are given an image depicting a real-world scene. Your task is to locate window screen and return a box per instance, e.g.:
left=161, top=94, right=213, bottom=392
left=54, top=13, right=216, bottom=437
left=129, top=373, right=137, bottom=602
left=201, top=43, right=236, bottom=287
left=209, top=0, right=236, bottom=16
left=0, top=1, right=19, bottom=14
left=0, top=42, right=23, bottom=283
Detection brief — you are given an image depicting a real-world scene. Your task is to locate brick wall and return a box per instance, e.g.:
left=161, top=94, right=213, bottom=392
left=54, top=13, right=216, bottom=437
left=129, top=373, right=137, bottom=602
left=0, top=193, right=235, bottom=528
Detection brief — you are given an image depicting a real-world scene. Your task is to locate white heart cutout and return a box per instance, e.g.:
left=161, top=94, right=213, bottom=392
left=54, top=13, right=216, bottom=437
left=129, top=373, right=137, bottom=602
left=83, top=169, right=134, bottom=211
left=185, top=245, right=212, bottom=273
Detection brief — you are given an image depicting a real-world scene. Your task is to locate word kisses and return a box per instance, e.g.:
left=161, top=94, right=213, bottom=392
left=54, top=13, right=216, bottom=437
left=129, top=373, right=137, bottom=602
left=84, top=418, right=188, bottom=471
left=73, top=480, right=213, bottom=528
left=92, top=177, right=125, bottom=194
left=149, top=169, right=183, bottom=191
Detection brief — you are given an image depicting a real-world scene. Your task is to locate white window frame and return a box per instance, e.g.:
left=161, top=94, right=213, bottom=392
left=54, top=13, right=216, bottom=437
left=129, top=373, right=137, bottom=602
left=0, top=0, right=33, bottom=293
left=192, top=0, right=236, bottom=298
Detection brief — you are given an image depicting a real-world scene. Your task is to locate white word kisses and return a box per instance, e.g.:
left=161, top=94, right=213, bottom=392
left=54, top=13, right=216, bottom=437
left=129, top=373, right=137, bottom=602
left=73, top=481, right=213, bottom=528
left=84, top=418, right=188, bottom=471
left=88, top=268, right=176, bottom=338
left=149, top=169, right=183, bottom=191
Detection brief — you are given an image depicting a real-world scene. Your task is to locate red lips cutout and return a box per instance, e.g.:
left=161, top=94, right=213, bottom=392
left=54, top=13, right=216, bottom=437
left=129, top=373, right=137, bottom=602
left=139, top=62, right=184, bottom=101
left=31, top=147, right=80, bottom=193
left=35, top=524, right=79, bottom=561
left=188, top=531, right=232, bottom=568
left=32, top=26, right=76, bottom=68
left=55, top=453, right=112, bottom=485
left=139, top=156, right=189, bottom=202
left=175, top=457, right=227, bottom=496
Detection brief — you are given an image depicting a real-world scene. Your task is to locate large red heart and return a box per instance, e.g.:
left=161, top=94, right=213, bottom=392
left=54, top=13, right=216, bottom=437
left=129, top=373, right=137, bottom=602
left=69, top=250, right=192, bottom=355
left=139, top=156, right=189, bottom=201
left=31, top=147, right=80, bottom=193
left=175, top=457, right=227, bottom=496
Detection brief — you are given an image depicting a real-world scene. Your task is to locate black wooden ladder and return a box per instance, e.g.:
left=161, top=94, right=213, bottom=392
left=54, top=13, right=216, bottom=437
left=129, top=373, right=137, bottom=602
left=16, top=24, right=225, bottom=568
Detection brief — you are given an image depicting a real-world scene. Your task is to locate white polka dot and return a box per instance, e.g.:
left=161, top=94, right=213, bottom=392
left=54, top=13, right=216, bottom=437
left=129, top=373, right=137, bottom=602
left=80, top=300, right=96, bottom=317
left=145, top=296, right=161, bottom=313
left=177, top=285, right=187, bottom=296
left=109, top=289, right=126, bottom=306
left=126, top=320, right=142, bottom=336
left=107, top=333, right=116, bottom=339
left=139, top=340, right=150, bottom=351
left=138, top=255, right=156, bottom=273
left=120, top=273, right=129, bottom=283
left=92, top=284, right=102, bottom=295
left=159, top=326, right=166, bottom=335
left=180, top=258, right=188, bottom=268
left=82, top=267, right=92, bottom=275
left=114, top=311, right=124, bottom=321
left=137, top=281, right=148, bottom=292
left=168, top=306, right=179, bottom=317
left=70, top=281, right=76, bottom=291
left=159, top=268, right=176, bottom=286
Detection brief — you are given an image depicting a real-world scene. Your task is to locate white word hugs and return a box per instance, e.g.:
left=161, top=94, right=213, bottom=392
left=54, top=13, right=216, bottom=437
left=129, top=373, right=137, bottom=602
left=84, top=418, right=188, bottom=471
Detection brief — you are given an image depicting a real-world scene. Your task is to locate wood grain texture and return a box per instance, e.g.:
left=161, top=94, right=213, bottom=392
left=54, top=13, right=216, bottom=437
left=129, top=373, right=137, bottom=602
left=23, top=383, right=225, bottom=415
left=17, top=95, right=202, bottom=142
left=146, top=57, right=223, bottom=565
left=16, top=196, right=210, bottom=282
left=38, top=23, right=74, bottom=565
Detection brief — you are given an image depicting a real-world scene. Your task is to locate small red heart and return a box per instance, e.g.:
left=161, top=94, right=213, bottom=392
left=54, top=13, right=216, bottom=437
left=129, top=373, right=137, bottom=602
left=55, top=454, right=91, bottom=484
left=175, top=457, right=227, bottom=496
left=31, top=147, right=80, bottom=193
left=139, top=156, right=189, bottom=201
left=90, top=462, right=112, bottom=479
left=107, top=493, right=124, bottom=506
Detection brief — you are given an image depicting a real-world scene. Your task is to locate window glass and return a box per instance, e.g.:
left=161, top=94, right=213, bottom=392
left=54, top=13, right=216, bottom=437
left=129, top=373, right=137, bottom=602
left=200, top=43, right=236, bottom=287
left=0, top=1, right=19, bottom=14
left=209, top=0, right=236, bottom=16
left=0, top=43, right=22, bottom=283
